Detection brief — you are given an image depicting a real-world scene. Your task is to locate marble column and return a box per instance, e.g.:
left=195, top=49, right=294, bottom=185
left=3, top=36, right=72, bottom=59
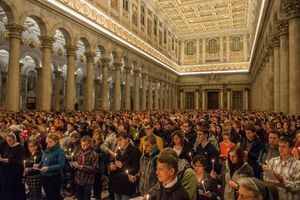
left=124, top=66, right=131, bottom=110
left=141, top=73, right=147, bottom=111
left=284, top=1, right=300, bottom=114
left=39, top=36, right=54, bottom=111
left=202, top=38, right=206, bottom=63
left=244, top=88, right=249, bottom=110
left=180, top=90, right=184, bottom=110
left=220, top=89, right=224, bottom=109
left=159, top=81, right=164, bottom=109
left=53, top=71, right=62, bottom=110
left=148, top=76, right=153, bottom=110
left=85, top=52, right=95, bottom=111
left=227, top=89, right=231, bottom=110
left=194, top=89, right=199, bottom=110
left=268, top=49, right=274, bottom=111
left=5, top=23, right=24, bottom=111
left=154, top=79, right=159, bottom=110
left=101, top=58, right=110, bottom=111
left=35, top=67, right=42, bottom=110
left=168, top=84, right=172, bottom=109
left=65, top=45, right=77, bottom=110
left=113, top=62, right=122, bottom=111
left=202, top=90, right=205, bottom=110
left=278, top=20, right=290, bottom=114
left=272, top=34, right=281, bottom=112
left=94, top=79, right=100, bottom=109
left=133, top=69, right=140, bottom=111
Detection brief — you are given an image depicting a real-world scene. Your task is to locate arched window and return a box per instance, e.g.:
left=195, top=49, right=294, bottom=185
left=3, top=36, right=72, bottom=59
left=208, top=39, right=217, bottom=54
left=187, top=41, right=194, bottom=55
left=123, top=0, right=129, bottom=11
left=232, top=37, right=241, bottom=51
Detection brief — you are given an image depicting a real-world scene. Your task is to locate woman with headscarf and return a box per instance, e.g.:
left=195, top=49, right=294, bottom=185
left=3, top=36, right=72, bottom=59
left=0, top=132, right=26, bottom=200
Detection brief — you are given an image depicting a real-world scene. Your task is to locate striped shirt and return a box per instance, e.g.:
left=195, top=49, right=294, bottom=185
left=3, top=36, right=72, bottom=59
left=265, top=156, right=300, bottom=200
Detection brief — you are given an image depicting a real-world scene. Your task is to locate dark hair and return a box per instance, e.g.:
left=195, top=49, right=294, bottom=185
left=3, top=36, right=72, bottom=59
left=144, top=135, right=157, bottom=145
left=117, top=131, right=130, bottom=139
left=245, top=125, right=256, bottom=133
left=228, top=145, right=244, bottom=167
left=81, top=135, right=92, bottom=144
left=269, top=129, right=280, bottom=138
left=279, top=136, right=294, bottom=148
left=171, top=130, right=184, bottom=143
left=158, top=152, right=178, bottom=174
left=160, top=147, right=179, bottom=160
left=144, top=122, right=154, bottom=128
left=28, top=138, right=42, bottom=152
left=193, top=155, right=207, bottom=168
left=197, top=127, right=209, bottom=137
left=55, top=126, right=63, bottom=132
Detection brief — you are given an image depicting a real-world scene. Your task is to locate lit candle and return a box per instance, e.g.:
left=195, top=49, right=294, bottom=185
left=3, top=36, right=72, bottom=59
left=23, top=160, right=26, bottom=168
left=126, top=169, right=129, bottom=176
left=189, top=152, right=193, bottom=161
left=71, top=152, right=74, bottom=162
left=237, top=142, right=240, bottom=146
left=33, top=156, right=36, bottom=164
left=211, top=159, right=215, bottom=171
left=201, top=180, right=207, bottom=193
left=114, top=153, right=117, bottom=162
left=146, top=194, right=149, bottom=200
left=68, top=148, right=71, bottom=156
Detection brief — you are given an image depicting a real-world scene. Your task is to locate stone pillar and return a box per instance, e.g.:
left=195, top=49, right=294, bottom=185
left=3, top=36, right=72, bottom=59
left=202, top=90, right=205, bottom=110
left=220, top=89, right=224, bottom=109
left=124, top=66, right=131, bottom=110
left=35, top=67, right=42, bottom=110
left=159, top=81, right=164, bottom=109
left=195, top=89, right=199, bottom=109
left=179, top=90, right=184, bottom=110
left=141, top=73, right=147, bottom=111
left=220, top=36, right=224, bottom=62
left=226, top=35, right=230, bottom=62
left=53, top=71, right=62, bottom=110
left=278, top=20, right=290, bottom=114
left=39, top=36, right=54, bottom=111
left=272, top=34, right=281, bottom=112
left=101, top=58, right=110, bottom=111
left=65, top=45, right=77, bottom=110
left=227, top=89, right=231, bottom=109
left=262, top=56, right=269, bottom=111
left=94, top=79, right=100, bottom=109
left=133, top=69, right=140, bottom=111
left=113, top=62, right=122, bottom=111
left=268, top=49, right=274, bottom=111
left=154, top=79, right=159, bottom=110
left=148, top=76, right=153, bottom=110
left=173, top=86, right=178, bottom=109
left=5, top=23, right=24, bottom=111
left=243, top=34, right=248, bottom=61
left=284, top=1, right=300, bottom=114
left=168, top=84, right=172, bottom=109
left=202, top=38, right=206, bottom=63
left=85, top=52, right=95, bottom=111
left=244, top=88, right=249, bottom=110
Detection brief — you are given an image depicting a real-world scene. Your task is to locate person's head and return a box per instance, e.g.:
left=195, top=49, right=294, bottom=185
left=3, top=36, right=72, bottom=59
left=55, top=126, right=64, bottom=138
left=268, top=129, right=280, bottom=147
left=46, top=134, right=60, bottom=148
left=222, top=131, right=231, bottom=142
left=92, top=129, right=103, bottom=143
left=67, top=123, right=74, bottom=132
left=6, top=133, right=17, bottom=146
left=233, top=120, right=241, bottom=130
left=245, top=125, right=256, bottom=140
left=70, top=132, right=80, bottom=143
left=193, top=155, right=207, bottom=175
left=228, top=145, right=244, bottom=166
left=28, top=139, right=42, bottom=154
left=144, top=122, right=154, bottom=136
left=237, top=177, right=267, bottom=200
left=156, top=152, right=178, bottom=184
left=278, top=136, right=294, bottom=158
left=144, top=135, right=157, bottom=154
left=155, top=121, right=162, bottom=130
left=108, top=124, right=116, bottom=133
left=117, top=123, right=129, bottom=133
left=283, top=121, right=290, bottom=131
left=295, top=130, right=300, bottom=144
left=181, top=120, right=192, bottom=133
left=197, top=127, right=209, bottom=143
left=81, top=135, right=92, bottom=151
left=171, top=130, right=185, bottom=146
left=117, top=132, right=130, bottom=149
left=160, top=147, right=179, bottom=160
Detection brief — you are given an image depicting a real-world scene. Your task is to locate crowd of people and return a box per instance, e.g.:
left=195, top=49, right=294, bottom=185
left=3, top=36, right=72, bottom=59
left=0, top=110, right=300, bottom=200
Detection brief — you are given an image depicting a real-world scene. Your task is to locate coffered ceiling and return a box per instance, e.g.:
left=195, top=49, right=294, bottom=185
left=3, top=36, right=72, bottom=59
left=152, top=0, right=252, bottom=36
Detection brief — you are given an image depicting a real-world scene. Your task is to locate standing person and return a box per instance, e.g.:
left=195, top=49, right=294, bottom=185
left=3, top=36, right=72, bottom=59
left=24, top=139, right=43, bottom=200
left=73, top=135, right=99, bottom=200
left=34, top=133, right=66, bottom=200
left=193, top=155, right=218, bottom=200
left=170, top=130, right=193, bottom=163
left=110, top=132, right=141, bottom=200
left=264, top=137, right=300, bottom=200
left=139, top=122, right=164, bottom=153
left=154, top=152, right=189, bottom=200
left=291, top=131, right=300, bottom=160
left=219, top=131, right=235, bottom=164
left=0, top=133, right=26, bottom=200
left=210, top=145, right=254, bottom=200
left=182, top=120, right=197, bottom=148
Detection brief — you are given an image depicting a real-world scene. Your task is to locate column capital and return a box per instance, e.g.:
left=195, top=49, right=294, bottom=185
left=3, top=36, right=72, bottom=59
left=39, top=35, right=55, bottom=49
left=133, top=69, right=140, bottom=74
left=64, top=45, right=77, bottom=57
left=283, top=0, right=300, bottom=19
left=54, top=70, right=62, bottom=77
left=100, top=57, right=110, bottom=66
left=5, top=23, right=24, bottom=39
left=85, top=52, right=96, bottom=63
left=271, top=33, right=280, bottom=47
left=277, top=20, right=289, bottom=36
left=114, top=62, right=122, bottom=70
left=124, top=66, right=131, bottom=73
left=141, top=72, right=148, bottom=79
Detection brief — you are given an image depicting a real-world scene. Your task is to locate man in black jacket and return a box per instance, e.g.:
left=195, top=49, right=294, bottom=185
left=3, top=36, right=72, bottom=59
left=154, top=152, right=189, bottom=200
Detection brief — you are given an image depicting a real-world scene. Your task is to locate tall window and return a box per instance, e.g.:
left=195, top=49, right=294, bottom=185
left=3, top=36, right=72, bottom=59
left=208, top=39, right=217, bottom=54
left=140, top=5, right=145, bottom=26
left=123, top=0, right=129, bottom=11
left=232, top=91, right=243, bottom=110
left=185, top=92, right=195, bottom=109
left=232, top=37, right=241, bottom=51
left=164, top=29, right=167, bottom=44
left=187, top=41, right=194, bottom=55
left=154, top=16, right=157, bottom=36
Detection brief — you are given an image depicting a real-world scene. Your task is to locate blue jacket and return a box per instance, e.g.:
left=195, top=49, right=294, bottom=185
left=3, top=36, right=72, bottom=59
left=39, top=143, right=65, bottom=176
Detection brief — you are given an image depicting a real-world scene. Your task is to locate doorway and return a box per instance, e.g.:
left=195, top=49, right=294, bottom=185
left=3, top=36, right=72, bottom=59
left=207, top=91, right=219, bottom=109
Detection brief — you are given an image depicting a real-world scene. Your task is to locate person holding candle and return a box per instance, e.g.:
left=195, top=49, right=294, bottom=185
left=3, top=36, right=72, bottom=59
left=210, top=145, right=254, bottom=200
left=110, top=131, right=141, bottom=200
left=0, top=132, right=26, bottom=200
left=291, top=130, right=300, bottom=160
left=193, top=155, right=218, bottom=200
left=24, top=139, right=43, bottom=200
left=34, top=133, right=66, bottom=200
left=170, top=130, right=193, bottom=164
